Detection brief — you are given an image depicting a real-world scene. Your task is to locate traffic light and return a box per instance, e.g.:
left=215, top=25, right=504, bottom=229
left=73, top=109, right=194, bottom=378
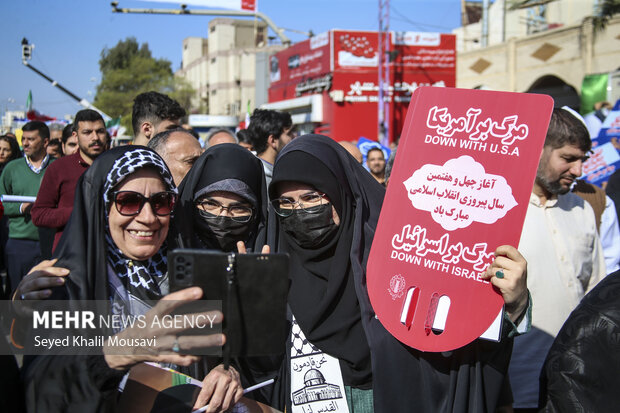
left=21, top=38, right=33, bottom=62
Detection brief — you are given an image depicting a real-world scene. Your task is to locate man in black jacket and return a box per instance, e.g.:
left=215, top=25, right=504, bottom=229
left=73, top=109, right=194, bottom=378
left=540, top=268, right=620, bottom=411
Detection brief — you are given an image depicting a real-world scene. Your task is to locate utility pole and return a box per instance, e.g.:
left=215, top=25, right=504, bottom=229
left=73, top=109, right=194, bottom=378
left=481, top=0, right=490, bottom=47
left=20, top=38, right=110, bottom=120
left=378, top=0, right=390, bottom=146
left=110, top=2, right=291, bottom=46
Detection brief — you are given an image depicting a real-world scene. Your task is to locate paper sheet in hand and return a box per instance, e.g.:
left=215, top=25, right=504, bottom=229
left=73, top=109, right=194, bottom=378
left=118, top=363, right=282, bottom=413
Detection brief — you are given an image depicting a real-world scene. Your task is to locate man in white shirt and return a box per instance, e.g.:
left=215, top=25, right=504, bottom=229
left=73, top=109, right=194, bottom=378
left=510, top=108, right=607, bottom=411
left=583, top=101, right=612, bottom=139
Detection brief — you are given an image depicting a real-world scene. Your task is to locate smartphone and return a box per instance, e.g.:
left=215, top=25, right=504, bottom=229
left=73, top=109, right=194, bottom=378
left=169, top=249, right=289, bottom=357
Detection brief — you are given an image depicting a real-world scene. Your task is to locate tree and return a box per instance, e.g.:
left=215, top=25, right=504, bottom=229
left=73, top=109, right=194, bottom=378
left=593, top=0, right=620, bottom=32
left=94, top=37, right=194, bottom=132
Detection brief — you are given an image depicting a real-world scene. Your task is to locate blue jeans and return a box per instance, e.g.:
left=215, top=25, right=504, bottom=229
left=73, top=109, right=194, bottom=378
left=5, top=238, right=41, bottom=297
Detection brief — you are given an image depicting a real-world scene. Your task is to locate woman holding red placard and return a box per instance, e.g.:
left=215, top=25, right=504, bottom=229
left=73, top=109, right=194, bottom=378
left=269, top=134, right=530, bottom=412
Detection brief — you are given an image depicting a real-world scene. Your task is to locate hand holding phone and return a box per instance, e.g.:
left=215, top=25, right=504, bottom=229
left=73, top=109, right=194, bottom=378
left=169, top=249, right=289, bottom=357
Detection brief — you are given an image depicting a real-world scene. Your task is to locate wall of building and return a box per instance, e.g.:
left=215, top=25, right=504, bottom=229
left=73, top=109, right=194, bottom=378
left=177, top=37, right=209, bottom=112
left=176, top=18, right=285, bottom=118
left=209, top=19, right=264, bottom=116
left=455, top=0, right=598, bottom=52
left=457, top=16, right=620, bottom=101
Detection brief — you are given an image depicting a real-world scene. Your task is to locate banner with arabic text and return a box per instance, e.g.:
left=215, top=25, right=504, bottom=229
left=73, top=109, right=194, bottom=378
left=367, top=87, right=553, bottom=351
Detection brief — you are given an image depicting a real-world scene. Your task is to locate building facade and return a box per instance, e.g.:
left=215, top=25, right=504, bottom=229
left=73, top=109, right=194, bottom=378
left=176, top=18, right=285, bottom=118
left=264, top=30, right=456, bottom=143
left=177, top=37, right=209, bottom=112
left=454, top=0, right=620, bottom=110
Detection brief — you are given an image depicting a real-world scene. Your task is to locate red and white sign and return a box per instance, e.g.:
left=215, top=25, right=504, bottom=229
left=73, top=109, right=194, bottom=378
left=393, top=32, right=441, bottom=46
left=325, top=72, right=449, bottom=141
left=392, top=32, right=456, bottom=71
left=267, top=30, right=456, bottom=142
left=333, top=31, right=379, bottom=68
left=140, top=0, right=256, bottom=11
left=367, top=87, right=553, bottom=352
left=269, top=31, right=332, bottom=101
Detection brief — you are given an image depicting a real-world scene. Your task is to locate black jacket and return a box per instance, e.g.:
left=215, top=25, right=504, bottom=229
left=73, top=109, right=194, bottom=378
left=540, top=270, right=620, bottom=412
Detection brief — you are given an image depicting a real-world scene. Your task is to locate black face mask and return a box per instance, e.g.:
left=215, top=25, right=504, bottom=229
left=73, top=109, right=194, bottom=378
left=195, top=210, right=253, bottom=252
left=280, top=204, right=339, bottom=249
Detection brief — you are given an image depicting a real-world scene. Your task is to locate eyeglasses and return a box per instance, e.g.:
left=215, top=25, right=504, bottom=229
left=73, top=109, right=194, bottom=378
left=271, top=192, right=326, bottom=217
left=113, top=191, right=177, bottom=217
left=195, top=198, right=254, bottom=223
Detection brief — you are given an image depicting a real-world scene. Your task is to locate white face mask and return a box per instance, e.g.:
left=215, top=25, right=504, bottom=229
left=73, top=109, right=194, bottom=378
left=601, top=107, right=610, bottom=118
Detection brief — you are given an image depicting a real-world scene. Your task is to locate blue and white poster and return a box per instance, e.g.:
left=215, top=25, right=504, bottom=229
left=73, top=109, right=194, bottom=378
left=582, top=100, right=620, bottom=186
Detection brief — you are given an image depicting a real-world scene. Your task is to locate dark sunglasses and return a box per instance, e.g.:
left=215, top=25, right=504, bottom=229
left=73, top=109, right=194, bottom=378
left=113, top=191, right=177, bottom=217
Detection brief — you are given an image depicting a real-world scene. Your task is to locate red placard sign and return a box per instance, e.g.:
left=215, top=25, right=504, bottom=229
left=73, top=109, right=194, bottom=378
left=367, top=87, right=553, bottom=351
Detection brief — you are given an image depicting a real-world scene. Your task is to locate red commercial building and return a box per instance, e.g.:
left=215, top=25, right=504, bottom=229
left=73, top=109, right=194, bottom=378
left=263, top=30, right=456, bottom=143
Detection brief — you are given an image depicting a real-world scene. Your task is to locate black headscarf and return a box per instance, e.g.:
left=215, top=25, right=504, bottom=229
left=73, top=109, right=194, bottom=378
left=170, top=143, right=283, bottom=408
left=270, top=134, right=385, bottom=388
left=270, top=135, right=516, bottom=412
left=172, top=143, right=270, bottom=252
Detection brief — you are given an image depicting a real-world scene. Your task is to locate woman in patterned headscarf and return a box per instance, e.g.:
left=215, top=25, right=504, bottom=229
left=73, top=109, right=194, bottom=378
left=17, top=146, right=242, bottom=412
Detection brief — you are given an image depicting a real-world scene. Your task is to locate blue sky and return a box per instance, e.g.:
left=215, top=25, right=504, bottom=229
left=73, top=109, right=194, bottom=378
left=1, top=0, right=464, bottom=119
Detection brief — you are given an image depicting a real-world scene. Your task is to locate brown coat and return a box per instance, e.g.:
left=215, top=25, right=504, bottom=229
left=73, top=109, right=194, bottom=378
left=573, top=179, right=606, bottom=231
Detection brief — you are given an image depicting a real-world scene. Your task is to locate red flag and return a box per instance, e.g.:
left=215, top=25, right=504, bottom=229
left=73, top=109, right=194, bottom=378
left=26, top=110, right=56, bottom=122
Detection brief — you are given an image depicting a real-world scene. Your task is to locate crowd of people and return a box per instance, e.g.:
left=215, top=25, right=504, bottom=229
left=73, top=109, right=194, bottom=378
left=0, top=90, right=618, bottom=412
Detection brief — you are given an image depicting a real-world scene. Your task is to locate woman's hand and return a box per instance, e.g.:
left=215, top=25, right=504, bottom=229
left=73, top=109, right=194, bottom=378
left=104, top=287, right=224, bottom=370
left=193, top=364, right=244, bottom=412
left=236, top=241, right=270, bottom=254
left=12, top=259, right=69, bottom=317
left=482, top=245, right=528, bottom=323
